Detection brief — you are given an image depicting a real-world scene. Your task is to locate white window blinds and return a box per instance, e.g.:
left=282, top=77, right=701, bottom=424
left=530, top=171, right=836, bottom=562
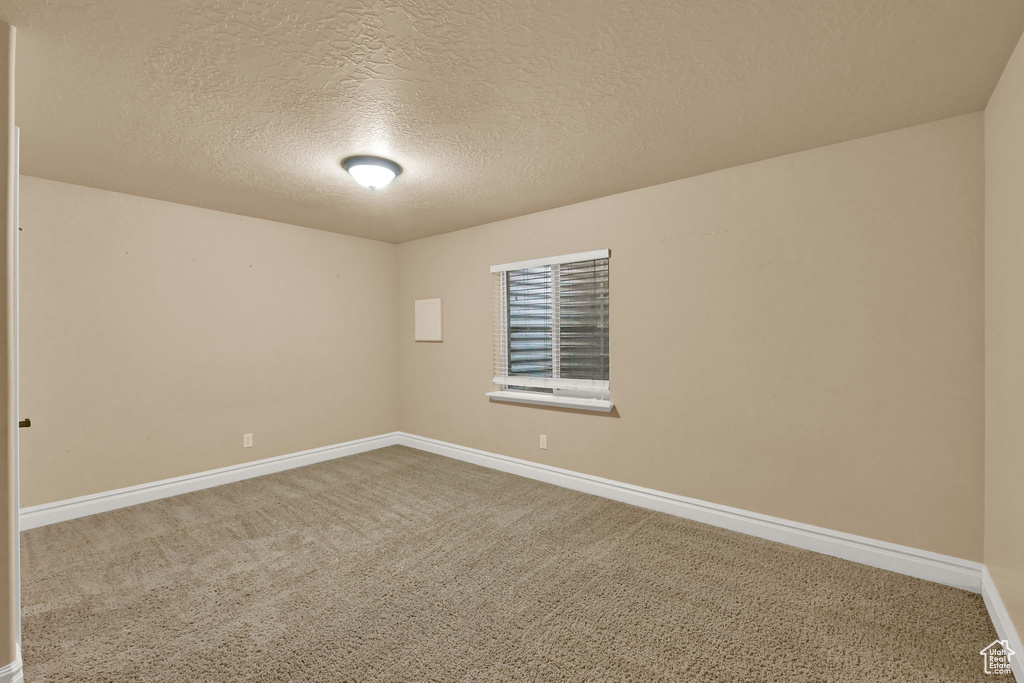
left=492, top=250, right=610, bottom=400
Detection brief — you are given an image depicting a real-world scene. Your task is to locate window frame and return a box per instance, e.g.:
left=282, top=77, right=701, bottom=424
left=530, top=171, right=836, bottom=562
left=487, top=249, right=613, bottom=413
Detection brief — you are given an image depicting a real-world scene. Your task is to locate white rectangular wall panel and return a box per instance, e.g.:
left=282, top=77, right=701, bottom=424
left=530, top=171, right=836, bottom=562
left=415, top=298, right=443, bottom=342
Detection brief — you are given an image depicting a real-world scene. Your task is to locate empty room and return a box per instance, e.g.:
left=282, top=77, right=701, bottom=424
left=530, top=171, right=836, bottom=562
left=0, top=1, right=1021, bottom=681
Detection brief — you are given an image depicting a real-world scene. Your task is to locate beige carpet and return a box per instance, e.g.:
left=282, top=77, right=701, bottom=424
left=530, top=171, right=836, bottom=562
left=22, top=445, right=995, bottom=682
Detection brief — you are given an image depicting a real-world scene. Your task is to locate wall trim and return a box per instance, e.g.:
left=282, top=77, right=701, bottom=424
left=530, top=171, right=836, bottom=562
left=0, top=653, right=23, bottom=683
left=394, top=432, right=984, bottom=593
left=18, top=429, right=1010, bottom=674
left=18, top=430, right=992, bottom=597
left=982, top=566, right=1024, bottom=681
left=20, top=432, right=403, bottom=530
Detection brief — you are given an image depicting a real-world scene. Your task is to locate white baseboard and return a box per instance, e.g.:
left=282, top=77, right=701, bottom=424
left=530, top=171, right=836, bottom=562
left=18, top=430, right=1013, bottom=675
left=983, top=566, right=1024, bottom=681
left=0, top=653, right=23, bottom=683
left=20, top=432, right=403, bottom=530
left=21, top=430, right=987, bottom=593
left=394, top=432, right=984, bottom=593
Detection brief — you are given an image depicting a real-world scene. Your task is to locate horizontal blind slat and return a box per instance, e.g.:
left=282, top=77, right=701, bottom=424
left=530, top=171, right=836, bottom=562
left=502, top=257, right=608, bottom=387
left=507, top=265, right=553, bottom=379
left=558, top=257, right=609, bottom=381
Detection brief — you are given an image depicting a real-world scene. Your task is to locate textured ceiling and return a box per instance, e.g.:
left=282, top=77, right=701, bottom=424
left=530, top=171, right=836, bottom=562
left=2, top=1, right=1023, bottom=243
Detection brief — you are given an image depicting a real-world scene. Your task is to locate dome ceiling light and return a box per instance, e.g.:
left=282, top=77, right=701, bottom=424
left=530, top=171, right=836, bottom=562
left=342, top=155, right=402, bottom=190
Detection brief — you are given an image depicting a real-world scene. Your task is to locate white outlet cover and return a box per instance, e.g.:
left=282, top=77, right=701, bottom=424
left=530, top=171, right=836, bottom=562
left=415, top=298, right=443, bottom=342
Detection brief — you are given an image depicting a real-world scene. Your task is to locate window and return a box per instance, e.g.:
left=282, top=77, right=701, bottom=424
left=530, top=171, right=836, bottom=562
left=488, top=249, right=612, bottom=412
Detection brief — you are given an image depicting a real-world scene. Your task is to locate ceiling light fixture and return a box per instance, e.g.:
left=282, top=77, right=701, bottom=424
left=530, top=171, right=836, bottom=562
left=342, top=155, right=402, bottom=190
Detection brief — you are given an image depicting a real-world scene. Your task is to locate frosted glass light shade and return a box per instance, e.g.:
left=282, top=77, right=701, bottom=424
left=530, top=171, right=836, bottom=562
left=342, top=156, right=402, bottom=190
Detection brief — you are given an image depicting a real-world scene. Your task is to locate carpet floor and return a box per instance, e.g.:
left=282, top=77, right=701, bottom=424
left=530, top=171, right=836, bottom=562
left=22, top=445, right=995, bottom=681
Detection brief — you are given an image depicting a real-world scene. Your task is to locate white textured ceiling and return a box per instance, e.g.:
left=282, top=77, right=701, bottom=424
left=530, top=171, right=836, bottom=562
left=2, top=1, right=1023, bottom=243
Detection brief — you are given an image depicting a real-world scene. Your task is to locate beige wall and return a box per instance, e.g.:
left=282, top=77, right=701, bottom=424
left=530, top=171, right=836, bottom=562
left=398, top=113, right=985, bottom=561
left=18, top=177, right=398, bottom=507
left=985, top=28, right=1024, bottom=644
left=0, top=20, right=14, bottom=670
left=18, top=113, right=988, bottom=562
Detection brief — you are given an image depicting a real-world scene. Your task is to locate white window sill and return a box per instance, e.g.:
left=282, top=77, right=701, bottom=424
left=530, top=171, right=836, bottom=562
left=486, top=390, right=614, bottom=413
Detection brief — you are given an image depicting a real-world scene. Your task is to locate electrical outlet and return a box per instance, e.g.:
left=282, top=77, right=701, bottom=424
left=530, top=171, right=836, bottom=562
left=539, top=434, right=547, bottom=450
left=243, top=433, right=253, bottom=448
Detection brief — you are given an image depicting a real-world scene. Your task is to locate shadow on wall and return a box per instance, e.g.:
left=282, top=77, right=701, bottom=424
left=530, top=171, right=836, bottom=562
left=487, top=400, right=621, bottom=418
